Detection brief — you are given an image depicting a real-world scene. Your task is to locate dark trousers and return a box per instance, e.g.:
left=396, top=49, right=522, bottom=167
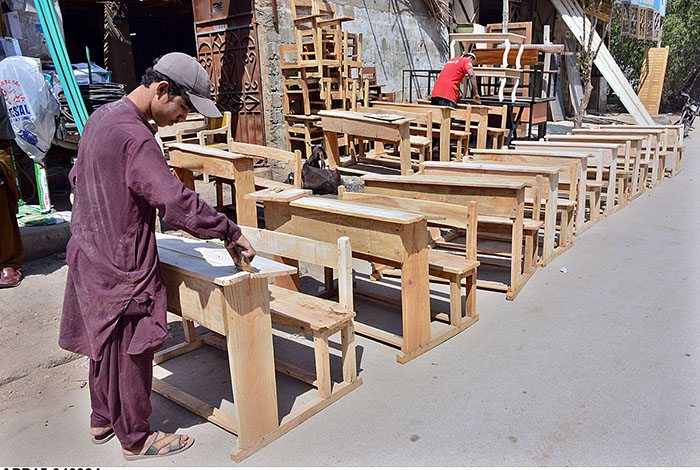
left=430, top=96, right=457, bottom=108
left=89, top=315, right=153, bottom=450
left=0, top=148, right=23, bottom=270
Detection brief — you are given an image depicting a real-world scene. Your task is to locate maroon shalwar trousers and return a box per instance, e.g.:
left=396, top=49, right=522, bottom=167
left=89, top=315, right=154, bottom=451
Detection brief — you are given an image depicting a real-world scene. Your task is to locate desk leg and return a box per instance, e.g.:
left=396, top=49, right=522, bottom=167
left=325, top=131, right=342, bottom=169
left=232, top=159, right=258, bottom=227
left=398, top=125, right=413, bottom=176
left=439, top=116, right=450, bottom=161
left=397, top=224, right=430, bottom=362
left=223, top=276, right=279, bottom=451
left=173, top=167, right=195, bottom=191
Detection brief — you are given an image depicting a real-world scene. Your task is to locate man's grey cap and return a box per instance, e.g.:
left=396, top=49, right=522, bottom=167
left=154, top=52, right=222, bottom=118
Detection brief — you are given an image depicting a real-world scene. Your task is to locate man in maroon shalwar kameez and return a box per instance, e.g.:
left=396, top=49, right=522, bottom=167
left=59, top=53, right=256, bottom=461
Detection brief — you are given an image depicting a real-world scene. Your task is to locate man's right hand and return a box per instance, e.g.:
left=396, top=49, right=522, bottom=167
left=225, top=234, right=256, bottom=265
left=473, top=94, right=482, bottom=105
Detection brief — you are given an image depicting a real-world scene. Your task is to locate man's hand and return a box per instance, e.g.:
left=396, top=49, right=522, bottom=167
left=225, top=234, right=256, bottom=266
left=473, top=94, right=482, bottom=105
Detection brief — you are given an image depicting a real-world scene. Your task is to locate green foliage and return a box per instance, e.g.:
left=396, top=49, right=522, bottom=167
left=608, top=0, right=700, bottom=112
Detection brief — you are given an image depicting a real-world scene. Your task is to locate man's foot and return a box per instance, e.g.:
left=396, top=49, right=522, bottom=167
left=90, top=425, right=115, bottom=445
left=0, top=268, right=21, bottom=288
left=123, top=431, right=194, bottom=461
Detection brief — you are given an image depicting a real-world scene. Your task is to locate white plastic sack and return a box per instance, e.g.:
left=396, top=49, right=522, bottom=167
left=0, top=56, right=58, bottom=163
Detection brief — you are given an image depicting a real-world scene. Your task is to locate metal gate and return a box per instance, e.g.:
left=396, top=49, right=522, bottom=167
left=192, top=0, right=265, bottom=145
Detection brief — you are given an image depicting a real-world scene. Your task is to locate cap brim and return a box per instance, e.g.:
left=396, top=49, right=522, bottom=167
left=188, top=92, right=222, bottom=118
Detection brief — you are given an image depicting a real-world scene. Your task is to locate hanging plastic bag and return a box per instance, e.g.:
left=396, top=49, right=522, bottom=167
left=0, top=56, right=58, bottom=163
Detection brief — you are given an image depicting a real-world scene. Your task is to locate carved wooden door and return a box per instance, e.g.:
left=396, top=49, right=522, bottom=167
left=192, top=0, right=265, bottom=145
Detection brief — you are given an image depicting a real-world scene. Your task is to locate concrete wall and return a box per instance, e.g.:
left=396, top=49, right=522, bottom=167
left=256, top=0, right=449, bottom=150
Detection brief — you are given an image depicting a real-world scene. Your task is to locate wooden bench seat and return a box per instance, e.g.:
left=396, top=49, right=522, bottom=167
left=240, top=227, right=359, bottom=399
left=269, top=284, right=354, bottom=333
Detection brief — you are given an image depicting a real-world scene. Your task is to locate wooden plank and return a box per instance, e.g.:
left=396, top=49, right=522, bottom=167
left=168, top=143, right=252, bottom=161
left=264, top=200, right=421, bottom=264
left=363, top=176, right=523, bottom=219
left=156, top=234, right=297, bottom=282
left=152, top=377, right=239, bottom=433
left=269, top=285, right=354, bottom=332
left=245, top=188, right=312, bottom=202
left=239, top=226, right=338, bottom=268
left=637, top=46, right=669, bottom=115
left=290, top=196, right=426, bottom=224
left=223, top=276, right=279, bottom=449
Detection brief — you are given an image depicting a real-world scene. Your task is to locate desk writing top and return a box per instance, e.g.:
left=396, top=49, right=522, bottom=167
left=422, top=161, right=560, bottom=175
left=472, top=148, right=595, bottom=159
left=361, top=173, right=527, bottom=190
left=318, top=110, right=413, bottom=126
left=156, top=233, right=297, bottom=286
left=166, top=143, right=253, bottom=161
left=546, top=134, right=645, bottom=142
left=288, top=196, right=426, bottom=225
left=514, top=140, right=622, bottom=150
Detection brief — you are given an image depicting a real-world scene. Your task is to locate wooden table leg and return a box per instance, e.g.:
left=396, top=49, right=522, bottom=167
left=232, top=158, right=257, bottom=227
left=398, top=124, right=413, bottom=176
left=173, top=167, right=195, bottom=191
left=325, top=130, right=342, bottom=169
left=397, top=224, right=430, bottom=362
left=223, top=276, right=279, bottom=453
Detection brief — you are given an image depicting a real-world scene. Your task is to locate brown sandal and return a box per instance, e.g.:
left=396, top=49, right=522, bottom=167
left=123, top=431, right=194, bottom=461
left=0, top=268, right=21, bottom=288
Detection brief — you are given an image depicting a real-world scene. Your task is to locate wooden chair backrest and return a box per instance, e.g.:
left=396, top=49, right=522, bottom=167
left=313, top=0, right=337, bottom=17
left=362, top=66, right=378, bottom=86
left=291, top=0, right=314, bottom=19
left=279, top=44, right=299, bottom=69
left=197, top=111, right=232, bottom=146
left=239, top=226, right=353, bottom=310
left=338, top=188, right=478, bottom=260
left=227, top=140, right=303, bottom=188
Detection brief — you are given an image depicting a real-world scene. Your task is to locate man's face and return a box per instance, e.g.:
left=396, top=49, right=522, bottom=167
left=151, top=81, right=192, bottom=127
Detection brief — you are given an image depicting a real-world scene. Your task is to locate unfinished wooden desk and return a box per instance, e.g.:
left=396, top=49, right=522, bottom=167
left=166, top=143, right=258, bottom=226
left=513, top=141, right=622, bottom=212
left=545, top=135, right=646, bottom=199
left=469, top=148, right=594, bottom=234
left=361, top=173, right=532, bottom=300
left=572, top=128, right=665, bottom=187
left=597, top=124, right=685, bottom=175
left=248, top=191, right=477, bottom=363
left=420, top=161, right=562, bottom=265
left=152, top=234, right=358, bottom=462
left=318, top=109, right=415, bottom=176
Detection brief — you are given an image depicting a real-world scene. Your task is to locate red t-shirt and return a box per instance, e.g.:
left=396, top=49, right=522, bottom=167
left=431, top=56, right=474, bottom=104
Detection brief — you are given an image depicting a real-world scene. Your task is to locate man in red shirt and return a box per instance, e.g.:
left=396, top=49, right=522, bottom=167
left=431, top=52, right=481, bottom=108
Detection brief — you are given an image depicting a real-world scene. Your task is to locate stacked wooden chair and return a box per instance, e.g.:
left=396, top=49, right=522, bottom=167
left=283, top=0, right=372, bottom=159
